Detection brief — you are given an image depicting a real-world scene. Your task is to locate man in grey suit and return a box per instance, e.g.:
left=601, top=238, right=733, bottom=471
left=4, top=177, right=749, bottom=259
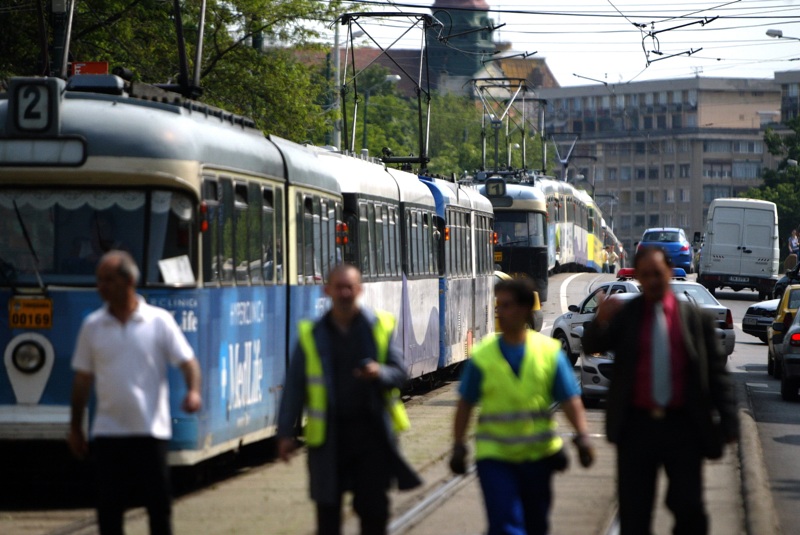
left=582, top=246, right=738, bottom=535
left=277, top=264, right=421, bottom=535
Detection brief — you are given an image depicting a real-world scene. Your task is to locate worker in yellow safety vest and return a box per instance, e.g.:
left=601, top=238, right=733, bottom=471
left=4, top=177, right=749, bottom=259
left=277, top=264, right=421, bottom=535
left=451, top=277, right=595, bottom=535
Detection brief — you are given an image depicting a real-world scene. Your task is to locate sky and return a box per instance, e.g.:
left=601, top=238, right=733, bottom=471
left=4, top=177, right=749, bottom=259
left=321, top=0, right=800, bottom=87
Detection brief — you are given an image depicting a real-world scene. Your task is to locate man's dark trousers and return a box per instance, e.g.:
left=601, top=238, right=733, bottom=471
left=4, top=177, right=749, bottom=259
left=92, top=436, right=172, bottom=535
left=617, top=411, right=707, bottom=535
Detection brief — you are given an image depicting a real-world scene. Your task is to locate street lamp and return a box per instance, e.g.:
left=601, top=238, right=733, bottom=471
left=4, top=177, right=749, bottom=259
left=362, top=74, right=401, bottom=150
left=766, top=29, right=800, bottom=41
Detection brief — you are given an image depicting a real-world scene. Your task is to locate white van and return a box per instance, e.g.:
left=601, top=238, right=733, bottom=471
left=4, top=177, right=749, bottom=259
left=697, top=198, right=779, bottom=299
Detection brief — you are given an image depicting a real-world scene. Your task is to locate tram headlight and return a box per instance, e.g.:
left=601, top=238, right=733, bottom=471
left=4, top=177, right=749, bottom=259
left=12, top=341, right=46, bottom=374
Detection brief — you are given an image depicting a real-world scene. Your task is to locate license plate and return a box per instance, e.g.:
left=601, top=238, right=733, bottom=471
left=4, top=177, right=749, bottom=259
left=729, top=276, right=749, bottom=283
left=494, top=252, right=503, bottom=262
left=743, top=317, right=757, bottom=325
left=8, top=297, right=53, bottom=329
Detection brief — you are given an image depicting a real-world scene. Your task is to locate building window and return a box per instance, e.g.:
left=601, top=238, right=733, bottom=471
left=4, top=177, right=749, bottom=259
left=733, top=141, right=763, bottom=154
left=648, top=191, right=658, bottom=203
left=607, top=167, right=618, bottom=180
left=686, top=114, right=697, bottom=127
left=636, top=167, right=646, bottom=180
left=643, top=116, right=653, bottom=130
left=621, top=167, right=632, bottom=181
left=703, top=185, right=732, bottom=203
left=621, top=215, right=631, bottom=229
left=665, top=189, right=675, bottom=203
left=680, top=188, right=690, bottom=202
left=678, top=140, right=691, bottom=153
left=732, top=162, right=761, bottom=179
left=663, top=213, right=674, bottom=226
left=664, top=164, right=675, bottom=179
left=657, top=115, right=667, bottom=129
left=635, top=142, right=646, bottom=154
left=634, top=215, right=645, bottom=227
left=648, top=167, right=659, bottom=180
left=672, top=114, right=682, bottom=129
left=664, top=140, right=675, bottom=154
left=649, top=214, right=659, bottom=227
left=703, top=162, right=732, bottom=178
left=595, top=167, right=604, bottom=181
left=678, top=213, right=689, bottom=227
left=679, top=164, right=691, bottom=178
left=635, top=191, right=645, bottom=204
left=703, top=140, right=732, bottom=153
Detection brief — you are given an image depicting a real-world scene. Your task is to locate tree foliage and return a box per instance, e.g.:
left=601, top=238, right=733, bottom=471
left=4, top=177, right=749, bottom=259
left=743, top=117, right=800, bottom=255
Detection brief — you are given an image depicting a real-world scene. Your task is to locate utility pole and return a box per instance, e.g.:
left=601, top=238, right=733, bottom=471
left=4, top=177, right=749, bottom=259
left=332, top=24, right=342, bottom=151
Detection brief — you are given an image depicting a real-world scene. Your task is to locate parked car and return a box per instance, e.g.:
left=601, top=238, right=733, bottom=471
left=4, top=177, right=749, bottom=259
left=742, top=299, right=779, bottom=343
left=777, top=312, right=800, bottom=400
left=637, top=227, right=695, bottom=273
left=551, top=278, right=641, bottom=365
left=494, top=271, right=543, bottom=332
left=767, top=284, right=800, bottom=377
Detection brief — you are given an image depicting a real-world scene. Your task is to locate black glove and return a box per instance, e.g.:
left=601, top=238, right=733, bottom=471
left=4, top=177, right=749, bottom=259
left=572, top=434, right=595, bottom=468
left=449, top=443, right=468, bottom=475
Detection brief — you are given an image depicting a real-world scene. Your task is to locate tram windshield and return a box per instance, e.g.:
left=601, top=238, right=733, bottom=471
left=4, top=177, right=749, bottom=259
left=493, top=211, right=546, bottom=247
left=0, top=189, right=194, bottom=287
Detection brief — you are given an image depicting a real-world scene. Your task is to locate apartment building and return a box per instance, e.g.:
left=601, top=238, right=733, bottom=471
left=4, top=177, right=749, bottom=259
left=536, top=78, right=781, bottom=250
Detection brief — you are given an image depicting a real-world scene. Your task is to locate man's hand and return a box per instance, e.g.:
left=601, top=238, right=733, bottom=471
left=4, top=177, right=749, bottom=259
left=594, top=293, right=624, bottom=325
left=182, top=390, right=202, bottom=413
left=449, top=442, right=468, bottom=475
left=572, top=434, right=595, bottom=468
left=278, top=437, right=298, bottom=463
left=354, top=360, right=381, bottom=381
left=67, top=428, right=88, bottom=460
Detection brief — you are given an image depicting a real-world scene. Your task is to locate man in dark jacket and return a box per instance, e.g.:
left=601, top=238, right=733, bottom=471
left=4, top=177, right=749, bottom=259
left=277, top=263, right=421, bottom=535
left=582, top=246, right=739, bottom=535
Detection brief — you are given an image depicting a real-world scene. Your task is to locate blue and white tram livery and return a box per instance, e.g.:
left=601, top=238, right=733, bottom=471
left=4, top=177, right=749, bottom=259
left=0, top=76, right=340, bottom=464
left=313, top=149, right=441, bottom=378
left=420, top=177, right=494, bottom=368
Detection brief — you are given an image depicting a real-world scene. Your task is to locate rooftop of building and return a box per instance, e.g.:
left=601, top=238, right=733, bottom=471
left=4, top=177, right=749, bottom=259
left=535, top=76, right=780, bottom=97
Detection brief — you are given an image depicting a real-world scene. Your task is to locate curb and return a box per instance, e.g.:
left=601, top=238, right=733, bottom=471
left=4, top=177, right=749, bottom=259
left=737, top=382, right=782, bottom=535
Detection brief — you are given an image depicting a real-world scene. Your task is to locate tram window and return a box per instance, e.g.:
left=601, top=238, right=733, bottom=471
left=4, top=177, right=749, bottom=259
left=359, top=203, right=370, bottom=276
left=146, top=190, right=194, bottom=285
left=465, top=213, right=472, bottom=276
left=296, top=193, right=305, bottom=285
left=312, top=197, right=323, bottom=283
left=247, top=183, right=263, bottom=284
left=320, top=200, right=330, bottom=280
left=377, top=205, right=388, bottom=277
left=202, top=179, right=221, bottom=283
left=304, top=196, right=320, bottom=284
left=387, top=207, right=396, bottom=276
left=220, top=179, right=235, bottom=283
left=410, top=210, right=419, bottom=276
left=528, top=213, right=545, bottom=247
left=274, top=187, right=284, bottom=283
left=233, top=184, right=249, bottom=284
left=445, top=212, right=452, bottom=275
left=367, top=203, right=378, bottom=277
left=261, top=187, right=275, bottom=284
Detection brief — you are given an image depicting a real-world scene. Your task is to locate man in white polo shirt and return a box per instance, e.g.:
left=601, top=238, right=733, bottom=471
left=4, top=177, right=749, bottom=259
left=68, top=250, right=201, bottom=535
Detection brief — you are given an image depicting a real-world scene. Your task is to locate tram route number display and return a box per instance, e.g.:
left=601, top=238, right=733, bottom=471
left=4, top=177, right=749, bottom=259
left=9, top=297, right=53, bottom=329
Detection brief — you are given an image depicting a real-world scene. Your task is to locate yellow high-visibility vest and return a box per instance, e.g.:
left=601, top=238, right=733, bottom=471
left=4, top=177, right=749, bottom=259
left=298, top=311, right=410, bottom=447
left=472, top=332, right=563, bottom=462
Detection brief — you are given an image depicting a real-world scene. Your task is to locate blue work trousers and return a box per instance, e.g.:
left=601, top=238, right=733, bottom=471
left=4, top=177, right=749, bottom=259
left=476, top=458, right=555, bottom=535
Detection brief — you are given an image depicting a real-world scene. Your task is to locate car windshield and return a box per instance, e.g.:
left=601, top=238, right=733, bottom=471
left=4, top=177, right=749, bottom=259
left=643, top=231, right=680, bottom=242
left=670, top=283, right=719, bottom=305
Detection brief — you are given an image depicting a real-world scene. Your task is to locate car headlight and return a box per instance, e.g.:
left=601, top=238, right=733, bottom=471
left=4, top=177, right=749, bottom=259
left=12, top=341, right=46, bottom=374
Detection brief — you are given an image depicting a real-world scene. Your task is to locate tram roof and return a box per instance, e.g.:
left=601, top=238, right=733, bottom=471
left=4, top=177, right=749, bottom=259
left=267, top=136, right=340, bottom=195
left=0, top=88, right=287, bottom=180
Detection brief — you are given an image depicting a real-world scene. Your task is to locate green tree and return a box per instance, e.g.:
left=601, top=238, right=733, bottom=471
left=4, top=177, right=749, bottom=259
left=743, top=117, right=800, bottom=257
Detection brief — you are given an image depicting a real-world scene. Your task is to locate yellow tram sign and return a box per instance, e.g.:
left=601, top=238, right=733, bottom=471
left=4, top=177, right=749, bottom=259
left=9, top=297, right=53, bottom=329
left=494, top=251, right=503, bottom=262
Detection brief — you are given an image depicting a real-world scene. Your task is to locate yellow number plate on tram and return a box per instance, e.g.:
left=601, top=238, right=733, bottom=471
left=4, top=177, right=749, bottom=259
left=9, top=297, right=53, bottom=329
left=494, top=251, right=503, bottom=262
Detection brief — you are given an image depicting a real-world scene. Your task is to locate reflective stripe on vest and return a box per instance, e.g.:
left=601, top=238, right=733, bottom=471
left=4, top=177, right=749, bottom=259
left=472, top=331, right=563, bottom=462
left=300, top=311, right=410, bottom=448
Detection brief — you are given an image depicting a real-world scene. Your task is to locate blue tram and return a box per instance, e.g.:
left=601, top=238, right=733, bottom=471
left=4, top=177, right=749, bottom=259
left=0, top=75, right=495, bottom=464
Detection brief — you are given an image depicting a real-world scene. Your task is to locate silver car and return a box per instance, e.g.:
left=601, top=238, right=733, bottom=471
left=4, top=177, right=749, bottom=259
left=670, top=280, right=736, bottom=356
